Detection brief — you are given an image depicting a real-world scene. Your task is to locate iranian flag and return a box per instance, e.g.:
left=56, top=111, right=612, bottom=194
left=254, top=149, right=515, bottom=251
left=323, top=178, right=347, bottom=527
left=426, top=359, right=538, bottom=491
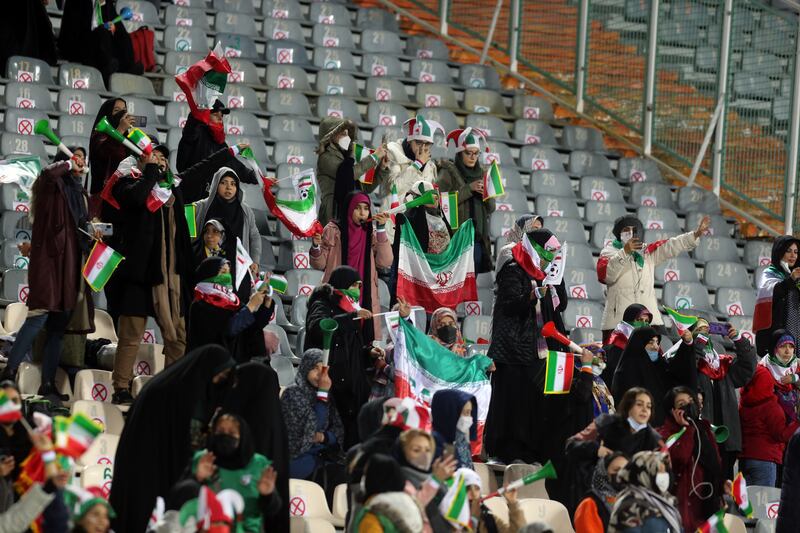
left=185, top=204, right=198, bottom=238
left=234, top=237, right=253, bottom=291
left=697, top=509, right=728, bottom=533
left=58, top=414, right=103, bottom=458
left=732, top=473, right=753, bottom=518
left=0, top=156, right=42, bottom=201
left=389, top=183, right=399, bottom=223
left=397, top=219, right=477, bottom=313
left=0, top=389, right=21, bottom=424
left=175, top=43, right=232, bottom=120
left=353, top=143, right=376, bottom=185
left=439, top=471, right=471, bottom=530
left=544, top=351, right=575, bottom=394
left=146, top=183, right=172, bottom=212
left=664, top=306, right=698, bottom=334
left=82, top=241, right=124, bottom=292
left=753, top=266, right=786, bottom=332
left=126, top=128, right=153, bottom=155
left=483, top=160, right=504, bottom=200
left=334, top=289, right=361, bottom=313
left=268, top=274, right=288, bottom=294
left=395, top=318, right=491, bottom=454
left=262, top=171, right=323, bottom=238
left=439, top=191, right=458, bottom=229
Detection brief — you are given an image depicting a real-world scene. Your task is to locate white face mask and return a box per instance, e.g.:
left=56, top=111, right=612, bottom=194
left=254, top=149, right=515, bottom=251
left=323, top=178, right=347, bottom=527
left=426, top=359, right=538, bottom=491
left=338, top=134, right=352, bottom=151
left=620, top=230, right=633, bottom=244
left=628, top=416, right=647, bottom=432
left=655, top=472, right=671, bottom=494
left=408, top=453, right=433, bottom=472
left=456, top=415, right=473, bottom=435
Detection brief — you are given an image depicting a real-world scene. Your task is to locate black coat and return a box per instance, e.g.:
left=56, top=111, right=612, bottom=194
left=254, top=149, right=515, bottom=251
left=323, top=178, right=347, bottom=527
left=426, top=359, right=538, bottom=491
left=777, top=429, right=800, bottom=533
left=186, top=299, right=275, bottom=363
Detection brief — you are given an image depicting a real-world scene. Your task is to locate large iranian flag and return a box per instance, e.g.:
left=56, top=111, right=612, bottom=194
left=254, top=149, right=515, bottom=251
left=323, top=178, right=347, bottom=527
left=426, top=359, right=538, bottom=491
left=397, top=219, right=477, bottom=313
left=262, top=170, right=324, bottom=238
left=394, top=318, right=492, bottom=455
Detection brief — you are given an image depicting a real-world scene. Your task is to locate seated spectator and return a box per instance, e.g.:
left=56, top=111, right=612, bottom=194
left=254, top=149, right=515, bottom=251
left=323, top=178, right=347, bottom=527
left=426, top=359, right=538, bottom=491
left=608, top=451, right=682, bottom=533
left=574, top=452, right=630, bottom=533
left=67, top=487, right=115, bottom=533
left=587, top=345, right=615, bottom=418
left=602, top=304, right=653, bottom=384
left=186, top=257, right=275, bottom=362
left=754, top=235, right=800, bottom=356
left=281, top=348, right=344, bottom=480
left=657, top=386, right=725, bottom=531
left=193, top=219, right=226, bottom=265
left=351, top=454, right=424, bottom=533
left=188, top=413, right=280, bottom=532
left=0, top=382, right=30, bottom=486
left=460, top=468, right=524, bottom=533
left=428, top=307, right=466, bottom=356
left=195, top=167, right=261, bottom=302
left=739, top=330, right=800, bottom=487
left=431, top=389, right=477, bottom=469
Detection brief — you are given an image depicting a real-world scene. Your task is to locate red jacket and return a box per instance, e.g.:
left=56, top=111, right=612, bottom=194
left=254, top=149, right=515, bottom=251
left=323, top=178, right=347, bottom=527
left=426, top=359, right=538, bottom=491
left=739, top=365, right=800, bottom=464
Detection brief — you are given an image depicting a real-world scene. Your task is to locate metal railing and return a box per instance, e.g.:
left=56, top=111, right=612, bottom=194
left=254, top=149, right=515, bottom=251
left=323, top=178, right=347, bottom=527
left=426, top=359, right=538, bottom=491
left=398, top=0, right=800, bottom=234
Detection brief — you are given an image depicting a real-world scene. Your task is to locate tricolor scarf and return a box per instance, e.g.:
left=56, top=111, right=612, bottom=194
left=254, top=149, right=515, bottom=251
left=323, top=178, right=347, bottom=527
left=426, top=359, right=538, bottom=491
left=193, top=278, right=240, bottom=310
left=511, top=235, right=550, bottom=281
left=663, top=338, right=733, bottom=380
left=610, top=239, right=669, bottom=268
left=754, top=265, right=791, bottom=331
left=101, top=157, right=181, bottom=212
left=759, top=354, right=799, bottom=385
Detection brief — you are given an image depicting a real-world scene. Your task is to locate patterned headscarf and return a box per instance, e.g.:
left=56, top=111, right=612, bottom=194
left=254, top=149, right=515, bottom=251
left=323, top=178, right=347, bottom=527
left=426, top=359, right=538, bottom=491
left=428, top=307, right=466, bottom=356
left=495, top=214, right=544, bottom=275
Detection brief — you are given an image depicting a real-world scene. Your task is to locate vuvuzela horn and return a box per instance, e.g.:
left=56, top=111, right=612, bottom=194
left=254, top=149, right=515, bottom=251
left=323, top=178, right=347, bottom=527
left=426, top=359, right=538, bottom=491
left=34, top=119, right=74, bottom=159
left=320, top=318, right=338, bottom=367
left=94, top=116, right=143, bottom=156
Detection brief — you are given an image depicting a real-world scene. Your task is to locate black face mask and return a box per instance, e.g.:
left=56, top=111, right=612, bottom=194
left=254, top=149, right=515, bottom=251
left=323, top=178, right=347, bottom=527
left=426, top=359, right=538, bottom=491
left=681, top=402, right=699, bottom=421
left=609, top=474, right=624, bottom=491
left=437, top=325, right=457, bottom=344
left=424, top=206, right=440, bottom=216
left=209, top=433, right=239, bottom=458
left=109, top=109, right=127, bottom=129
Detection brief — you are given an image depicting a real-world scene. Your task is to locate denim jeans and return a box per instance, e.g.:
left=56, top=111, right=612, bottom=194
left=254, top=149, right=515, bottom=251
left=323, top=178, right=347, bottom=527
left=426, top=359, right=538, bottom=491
left=740, top=458, right=778, bottom=487
left=7, top=311, right=71, bottom=383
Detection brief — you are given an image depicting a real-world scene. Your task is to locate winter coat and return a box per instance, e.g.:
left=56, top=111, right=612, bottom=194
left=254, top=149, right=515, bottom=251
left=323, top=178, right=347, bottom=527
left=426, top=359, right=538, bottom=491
left=597, top=232, right=698, bottom=329
left=476, top=500, right=525, bottom=533
left=739, top=365, right=800, bottom=464
left=89, top=132, right=128, bottom=195
left=754, top=235, right=800, bottom=356
left=696, top=337, right=757, bottom=454
left=776, top=429, right=800, bottom=533
left=27, top=161, right=94, bottom=333
left=310, top=222, right=392, bottom=338
left=353, top=492, right=424, bottom=533
left=186, top=298, right=274, bottom=363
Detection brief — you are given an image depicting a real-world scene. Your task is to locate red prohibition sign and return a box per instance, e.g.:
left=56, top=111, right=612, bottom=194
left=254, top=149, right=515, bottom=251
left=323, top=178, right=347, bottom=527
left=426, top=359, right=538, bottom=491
left=571, top=286, right=587, bottom=299
left=641, top=198, right=656, bottom=207
left=591, top=191, right=606, bottom=201
left=630, top=171, right=644, bottom=182
left=324, top=38, right=338, bottom=47
left=136, top=361, right=152, bottom=375
left=227, top=126, right=241, bottom=135
left=274, top=31, right=287, bottom=39
left=277, top=50, right=292, bottom=63
left=465, top=302, right=481, bottom=315
left=524, top=108, right=538, bottom=119
left=18, top=99, right=33, bottom=109
left=425, top=95, right=440, bottom=107
left=228, top=97, right=242, bottom=108
left=727, top=304, right=743, bottom=316
left=532, top=159, right=547, bottom=170
left=497, top=204, right=510, bottom=211
left=742, top=331, right=754, bottom=342
left=18, top=286, right=29, bottom=302
left=18, top=120, right=33, bottom=135
left=293, top=254, right=309, bottom=269
left=299, top=285, right=313, bottom=296
left=277, top=79, right=293, bottom=89
left=376, top=89, right=390, bottom=101
left=379, top=116, right=394, bottom=126
left=97, top=457, right=112, bottom=465
left=102, top=481, right=112, bottom=497
left=664, top=270, right=679, bottom=282
left=15, top=203, right=29, bottom=212
left=759, top=257, right=771, bottom=266
left=648, top=221, right=662, bottom=229
left=229, top=71, right=242, bottom=83
left=17, top=72, right=33, bottom=83
left=289, top=497, right=306, bottom=516
left=92, top=383, right=108, bottom=402
left=70, top=101, right=85, bottom=114
left=420, top=73, right=433, bottom=82
left=576, top=316, right=592, bottom=328
left=373, top=65, right=386, bottom=76
left=73, top=79, right=87, bottom=89
left=287, top=156, right=303, bottom=164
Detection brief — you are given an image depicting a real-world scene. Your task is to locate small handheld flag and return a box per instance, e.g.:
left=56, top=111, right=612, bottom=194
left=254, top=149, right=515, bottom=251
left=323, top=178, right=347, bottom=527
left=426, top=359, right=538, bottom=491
left=185, top=204, right=197, bottom=238
left=389, top=183, right=399, bottom=223
left=353, top=143, right=376, bottom=185
left=82, top=241, right=124, bottom=292
left=544, top=351, right=575, bottom=394
left=0, top=389, right=22, bottom=424
left=439, top=191, right=458, bottom=229
left=126, top=128, right=153, bottom=155
left=664, top=306, right=698, bottom=334
left=483, top=161, right=504, bottom=200
left=732, top=473, right=753, bottom=518
left=696, top=509, right=728, bottom=533
left=234, top=237, right=254, bottom=291
left=665, top=426, right=686, bottom=448
left=57, top=413, right=103, bottom=458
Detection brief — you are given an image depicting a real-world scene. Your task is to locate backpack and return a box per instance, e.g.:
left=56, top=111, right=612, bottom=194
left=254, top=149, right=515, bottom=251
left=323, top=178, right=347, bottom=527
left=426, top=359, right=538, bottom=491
left=130, top=27, right=156, bottom=72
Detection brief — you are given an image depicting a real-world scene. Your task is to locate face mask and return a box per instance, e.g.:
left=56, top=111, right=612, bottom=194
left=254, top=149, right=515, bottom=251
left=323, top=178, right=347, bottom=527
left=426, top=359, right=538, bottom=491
left=646, top=349, right=659, bottom=362
left=631, top=320, right=649, bottom=328
left=591, top=363, right=605, bottom=377
left=655, top=472, right=671, bottom=494
left=109, top=109, right=127, bottom=129
left=609, top=474, right=624, bottom=491
left=628, top=417, right=647, bottom=432
left=425, top=206, right=440, bottom=215
left=209, top=433, right=239, bottom=458
left=456, top=415, right=473, bottom=435
left=408, top=453, right=433, bottom=472
left=620, top=230, right=633, bottom=244
left=207, top=273, right=233, bottom=288
left=338, top=135, right=351, bottom=151
left=341, top=287, right=360, bottom=301
left=437, top=325, right=457, bottom=344
left=680, top=402, right=699, bottom=421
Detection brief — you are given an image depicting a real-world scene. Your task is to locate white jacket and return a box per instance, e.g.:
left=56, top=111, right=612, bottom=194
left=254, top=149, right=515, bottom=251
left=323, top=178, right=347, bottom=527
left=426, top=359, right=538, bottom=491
left=597, top=231, right=698, bottom=329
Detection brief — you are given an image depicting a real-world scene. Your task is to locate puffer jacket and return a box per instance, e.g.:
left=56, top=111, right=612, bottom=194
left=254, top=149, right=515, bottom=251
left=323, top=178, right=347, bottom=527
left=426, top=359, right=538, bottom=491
left=487, top=260, right=538, bottom=366
left=597, top=232, right=698, bottom=329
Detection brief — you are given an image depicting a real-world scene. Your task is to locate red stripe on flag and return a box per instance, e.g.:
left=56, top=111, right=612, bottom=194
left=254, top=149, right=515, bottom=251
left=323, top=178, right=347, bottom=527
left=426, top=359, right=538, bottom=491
left=397, top=274, right=477, bottom=314
left=563, top=354, right=575, bottom=387
left=752, top=299, right=773, bottom=331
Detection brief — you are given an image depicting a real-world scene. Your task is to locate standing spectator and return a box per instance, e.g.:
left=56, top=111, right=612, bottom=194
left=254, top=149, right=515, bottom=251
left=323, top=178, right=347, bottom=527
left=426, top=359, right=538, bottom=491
left=91, top=98, right=132, bottom=214
left=777, top=429, right=800, bottom=533
left=608, top=451, right=682, bottom=533
left=101, top=144, right=193, bottom=404
left=739, top=330, right=800, bottom=487
left=281, top=348, right=345, bottom=480
left=494, top=214, right=543, bottom=276
left=428, top=307, right=467, bottom=356
left=657, top=386, right=725, bottom=531
left=311, top=191, right=393, bottom=342
left=1, top=151, right=95, bottom=398
left=602, top=304, right=653, bottom=384
left=0, top=0, right=56, bottom=69
left=315, top=117, right=386, bottom=227
left=431, top=389, right=477, bottom=469
left=574, top=452, right=630, bottom=533
left=194, top=166, right=261, bottom=302
left=754, top=235, right=800, bottom=356
left=436, top=128, right=496, bottom=273
left=597, top=214, right=710, bottom=340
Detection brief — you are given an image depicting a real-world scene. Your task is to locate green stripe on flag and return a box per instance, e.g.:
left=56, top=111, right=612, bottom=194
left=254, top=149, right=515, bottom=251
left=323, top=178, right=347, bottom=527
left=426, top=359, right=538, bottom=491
left=399, top=219, right=474, bottom=273
left=269, top=274, right=288, bottom=294
left=185, top=204, right=197, bottom=238
left=664, top=307, right=698, bottom=331
left=72, top=412, right=103, bottom=437
left=445, top=475, right=468, bottom=521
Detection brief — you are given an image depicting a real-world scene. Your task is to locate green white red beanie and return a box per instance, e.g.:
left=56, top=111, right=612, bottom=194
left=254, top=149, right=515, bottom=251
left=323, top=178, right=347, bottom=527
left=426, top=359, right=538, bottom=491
left=404, top=114, right=444, bottom=143
left=445, top=127, right=487, bottom=152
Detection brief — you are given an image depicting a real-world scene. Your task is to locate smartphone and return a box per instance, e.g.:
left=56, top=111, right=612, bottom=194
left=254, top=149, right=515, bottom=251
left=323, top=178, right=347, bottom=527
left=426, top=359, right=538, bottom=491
left=129, top=115, right=148, bottom=128
left=708, top=322, right=731, bottom=336
left=90, top=222, right=114, bottom=236
left=443, top=443, right=455, bottom=458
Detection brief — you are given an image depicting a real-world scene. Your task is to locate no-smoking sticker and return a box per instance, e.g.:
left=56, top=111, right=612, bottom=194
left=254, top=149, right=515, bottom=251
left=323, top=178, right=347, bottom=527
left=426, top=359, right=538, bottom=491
left=290, top=496, right=306, bottom=516
left=69, top=99, right=85, bottom=115
left=629, top=169, right=646, bottom=182
left=298, top=284, right=314, bottom=296
left=371, top=64, right=386, bottom=77
left=16, top=97, right=34, bottom=109
left=228, top=96, right=243, bottom=108
left=663, top=269, right=680, bottom=282
left=91, top=383, right=109, bottom=402
left=590, top=189, right=608, bottom=201
left=293, top=252, right=309, bottom=269
left=525, top=135, right=540, bottom=145
left=570, top=284, right=588, bottom=299
left=726, top=301, right=744, bottom=316
left=141, top=329, right=156, bottom=344
left=766, top=501, right=779, bottom=519
left=134, top=360, right=152, bottom=376
left=375, top=88, right=391, bottom=101
left=228, top=70, right=244, bottom=83
left=576, top=315, right=593, bottom=328
left=17, top=71, right=34, bottom=83
left=523, top=106, right=539, bottom=119
left=647, top=220, right=663, bottom=229
left=531, top=159, right=548, bottom=170
left=17, top=284, right=29, bottom=303
left=72, top=77, right=89, bottom=89
left=276, top=48, right=294, bottom=64
left=17, top=118, right=33, bottom=136
left=640, top=195, right=657, bottom=207
left=276, top=75, right=294, bottom=89
left=378, top=114, right=396, bottom=126
left=464, top=301, right=482, bottom=316
left=424, top=94, right=441, bottom=107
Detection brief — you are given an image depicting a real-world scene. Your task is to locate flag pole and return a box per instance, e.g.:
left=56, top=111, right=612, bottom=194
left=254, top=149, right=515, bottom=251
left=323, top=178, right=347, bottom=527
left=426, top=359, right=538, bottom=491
left=77, top=226, right=101, bottom=242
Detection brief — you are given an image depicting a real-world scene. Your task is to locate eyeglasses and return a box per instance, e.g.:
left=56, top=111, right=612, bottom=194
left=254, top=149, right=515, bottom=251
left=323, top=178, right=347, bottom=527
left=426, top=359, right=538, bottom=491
left=464, top=151, right=480, bottom=157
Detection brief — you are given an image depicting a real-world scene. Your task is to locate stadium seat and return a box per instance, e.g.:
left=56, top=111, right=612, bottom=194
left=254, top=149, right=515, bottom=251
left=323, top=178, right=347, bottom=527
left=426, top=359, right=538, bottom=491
left=57, top=115, right=92, bottom=141
left=270, top=355, right=297, bottom=388
left=266, top=40, right=310, bottom=66
left=536, top=196, right=580, bottom=219
left=225, top=84, right=261, bottom=111
left=571, top=327, right=604, bottom=344
left=565, top=267, right=605, bottom=301
left=134, top=343, right=165, bottom=378
left=262, top=0, right=303, bottom=20
left=71, top=400, right=125, bottom=435
left=118, top=1, right=160, bottom=29
left=561, top=125, right=606, bottom=152
left=637, top=207, right=682, bottom=232
left=591, top=221, right=615, bottom=250
left=662, top=281, right=713, bottom=313
left=565, top=242, right=597, bottom=269
left=223, top=111, right=261, bottom=137
left=225, top=58, right=260, bottom=85
left=617, top=157, right=664, bottom=183
left=273, top=141, right=318, bottom=166
left=488, top=211, right=519, bottom=240
left=313, top=47, right=355, bottom=71
left=528, top=170, right=573, bottom=197
left=316, top=96, right=359, bottom=121
left=81, top=464, right=114, bottom=494
left=694, top=236, right=739, bottom=263
left=164, top=26, right=210, bottom=53
left=519, top=146, right=564, bottom=172
left=686, top=212, right=732, bottom=238
left=267, top=91, right=311, bottom=117
left=312, top=24, right=355, bottom=50
left=366, top=102, right=409, bottom=128
left=463, top=89, right=506, bottom=115
left=418, top=108, right=458, bottom=135
left=677, top=185, right=721, bottom=214
left=563, top=300, right=604, bottom=330
left=131, top=375, right=152, bottom=398
left=458, top=64, right=501, bottom=90
left=266, top=65, right=311, bottom=91
left=164, top=51, right=205, bottom=76
left=289, top=479, right=338, bottom=524
left=584, top=201, right=627, bottom=224
left=411, top=59, right=452, bottom=84
left=59, top=63, right=105, bottom=91
left=309, top=1, right=351, bottom=26
left=57, top=90, right=102, bottom=117
left=416, top=83, right=458, bottom=110
left=212, top=0, right=255, bottom=15
left=268, top=116, right=313, bottom=142
left=1, top=133, right=47, bottom=159
left=77, top=433, right=119, bottom=469
left=715, top=286, right=756, bottom=317
left=631, top=182, right=675, bottom=209
left=88, top=310, right=118, bottom=342
left=544, top=217, right=586, bottom=243
left=466, top=114, right=509, bottom=140
left=744, top=240, right=773, bottom=267
left=6, top=56, right=54, bottom=84
left=5, top=109, right=49, bottom=136
left=747, top=485, right=782, bottom=520
left=356, top=7, right=399, bottom=32
left=215, top=12, right=258, bottom=37
left=110, top=73, right=155, bottom=96
left=503, top=464, right=549, bottom=499
left=654, top=256, right=699, bottom=284
left=703, top=260, right=750, bottom=289
left=315, top=71, right=359, bottom=97
left=16, top=363, right=72, bottom=399
left=4, top=82, right=53, bottom=111
left=462, top=315, right=492, bottom=344
left=513, top=120, right=558, bottom=146
left=568, top=150, right=613, bottom=177
left=74, top=369, right=114, bottom=403
left=217, top=33, right=259, bottom=60
left=124, top=97, right=159, bottom=128
left=511, top=95, right=554, bottom=121
left=360, top=52, right=404, bottom=78
left=165, top=6, right=209, bottom=29
left=579, top=177, right=624, bottom=203
left=331, top=484, right=348, bottom=526
left=405, top=36, right=450, bottom=60
left=263, top=19, right=304, bottom=42
left=366, top=78, right=409, bottom=103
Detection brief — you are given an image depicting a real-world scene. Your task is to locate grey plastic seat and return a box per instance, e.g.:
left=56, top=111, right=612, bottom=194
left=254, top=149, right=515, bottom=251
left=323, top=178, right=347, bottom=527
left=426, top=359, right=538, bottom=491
left=317, top=96, right=360, bottom=121
left=571, top=328, right=604, bottom=344
left=741, top=51, right=785, bottom=77
left=617, top=157, right=663, bottom=183
left=266, top=65, right=310, bottom=90
left=266, top=40, right=310, bottom=66
left=4, top=83, right=53, bottom=111
left=224, top=84, right=261, bottom=111
left=511, top=95, right=554, bottom=121
left=266, top=90, right=311, bottom=116
left=405, top=37, right=450, bottom=60
left=715, top=286, right=755, bottom=317
left=563, top=242, right=596, bottom=269
left=519, top=146, right=564, bottom=171
left=565, top=267, right=605, bottom=301
left=590, top=221, right=614, bottom=250
left=543, top=216, right=586, bottom=243
left=366, top=78, right=408, bottom=102
left=744, top=240, right=773, bottom=267
left=536, top=195, right=580, bottom=219
left=217, top=34, right=259, bottom=60
left=464, top=89, right=505, bottom=115
left=223, top=111, right=262, bottom=137
left=165, top=6, right=209, bottom=29
left=263, top=19, right=304, bottom=41
left=315, top=71, right=359, bottom=97
left=59, top=63, right=105, bottom=91
left=312, top=24, right=355, bottom=49
left=359, top=30, right=403, bottom=56
left=124, top=97, right=159, bottom=127
left=483, top=142, right=515, bottom=168
left=270, top=355, right=296, bottom=387
left=369, top=126, right=403, bottom=144
left=677, top=186, right=721, bottom=214
left=564, top=300, right=604, bottom=330
left=513, top=120, right=558, bottom=146
left=498, top=191, right=528, bottom=213
left=415, top=83, right=458, bottom=109
left=215, top=12, right=257, bottom=36
left=58, top=115, right=94, bottom=139
left=747, top=486, right=782, bottom=520
left=212, top=0, right=255, bottom=15
left=109, top=73, right=155, bottom=96
left=2, top=268, right=28, bottom=302
left=262, top=0, right=303, bottom=19
left=356, top=7, right=399, bottom=32
left=164, top=26, right=209, bottom=53
left=223, top=58, right=260, bottom=85
left=644, top=229, right=680, bottom=244
left=273, top=141, right=318, bottom=166
left=166, top=128, right=182, bottom=151
left=685, top=212, right=732, bottom=238
left=0, top=134, right=47, bottom=159
left=579, top=177, right=624, bottom=203
left=568, top=150, right=613, bottom=177
left=4, top=109, right=48, bottom=136
left=164, top=52, right=204, bottom=76
left=631, top=182, right=675, bottom=209
left=275, top=163, right=313, bottom=184
left=462, top=315, right=493, bottom=344
left=584, top=201, right=627, bottom=224
left=499, top=168, right=524, bottom=191
left=732, top=73, right=775, bottom=99
left=488, top=211, right=519, bottom=240
left=636, top=207, right=682, bottom=231
left=6, top=56, right=53, bottom=84
left=694, top=236, right=739, bottom=263
left=314, top=47, right=355, bottom=71
left=268, top=116, right=313, bottom=142
left=309, top=1, right=351, bottom=25
left=561, top=126, right=606, bottom=152
left=165, top=102, right=190, bottom=128
left=367, top=102, right=409, bottom=128
left=416, top=108, right=457, bottom=134
left=118, top=1, right=160, bottom=30
left=655, top=256, right=699, bottom=284
left=360, top=53, right=404, bottom=78
left=410, top=59, right=452, bottom=84
left=703, top=260, right=750, bottom=289
left=458, top=64, right=501, bottom=90
left=466, top=115, right=509, bottom=140
left=662, top=281, right=713, bottom=313
left=529, top=170, right=574, bottom=197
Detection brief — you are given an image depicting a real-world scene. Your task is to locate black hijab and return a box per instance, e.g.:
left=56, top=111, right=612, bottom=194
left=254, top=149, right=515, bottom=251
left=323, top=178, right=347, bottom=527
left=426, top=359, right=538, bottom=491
left=207, top=412, right=256, bottom=470
left=49, top=147, right=90, bottom=248
left=622, top=303, right=653, bottom=324
left=92, top=97, right=126, bottom=132
left=771, top=235, right=800, bottom=270
left=364, top=454, right=406, bottom=499
left=329, top=265, right=361, bottom=291
left=205, top=169, right=245, bottom=241
left=612, top=215, right=644, bottom=241
left=333, top=149, right=356, bottom=221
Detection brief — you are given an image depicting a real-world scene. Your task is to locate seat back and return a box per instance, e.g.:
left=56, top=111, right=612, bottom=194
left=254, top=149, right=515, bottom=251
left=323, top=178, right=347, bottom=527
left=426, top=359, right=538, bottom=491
left=165, top=5, right=209, bottom=28
left=565, top=267, right=605, bottom=302
left=225, top=58, right=260, bottom=85
left=694, top=236, right=740, bottom=263
left=405, top=36, right=450, bottom=60
left=77, top=433, right=119, bottom=468
left=519, top=146, right=564, bottom=172
left=313, top=47, right=355, bottom=71
left=288, top=479, right=335, bottom=520
left=57, top=90, right=102, bottom=117
left=317, top=96, right=359, bottom=121
left=654, top=256, right=699, bottom=283
left=164, top=26, right=209, bottom=53
left=366, top=78, right=408, bottom=103
left=703, top=260, right=750, bottom=289
left=565, top=242, right=597, bottom=269
left=511, top=95, right=554, bottom=121
left=224, top=84, right=260, bottom=111
left=536, top=196, right=580, bottom=218
left=266, top=65, right=311, bottom=91
left=273, top=141, right=318, bottom=166
left=517, top=499, right=574, bottom=532
left=131, top=375, right=152, bottom=398
left=563, top=300, right=604, bottom=330
left=224, top=110, right=262, bottom=137
left=124, top=97, right=159, bottom=128
left=267, top=90, right=311, bottom=116
left=266, top=40, right=310, bottom=65
left=315, top=71, right=358, bottom=97
left=88, top=309, right=118, bottom=342
left=636, top=207, right=682, bottom=231
left=312, top=24, right=355, bottom=49
left=466, top=114, right=508, bottom=140
left=71, top=400, right=125, bottom=435
left=212, top=0, right=255, bottom=14
left=570, top=327, right=604, bottom=344
left=579, top=176, right=623, bottom=203
left=463, top=89, right=505, bottom=114
left=662, top=281, right=712, bottom=313
left=584, top=201, right=627, bottom=224
left=617, top=157, right=663, bottom=183
left=74, top=369, right=114, bottom=403
left=3, top=301, right=28, bottom=332
left=631, top=182, right=675, bottom=209
left=4, top=82, right=53, bottom=111
left=59, top=63, right=105, bottom=91
left=356, top=7, right=399, bottom=31
left=677, top=185, right=721, bottom=214
left=561, top=125, right=605, bottom=152
left=5, top=109, right=49, bottom=136
left=164, top=51, right=205, bottom=76
left=263, top=19, right=304, bottom=41
left=544, top=216, right=586, bottom=243
left=215, top=12, right=258, bottom=36
left=367, top=102, right=409, bottom=128
left=568, top=150, right=613, bottom=177
left=513, top=119, right=558, bottom=146
left=715, top=286, right=756, bottom=317
left=309, top=1, right=350, bottom=25
left=458, top=64, right=501, bottom=90
left=269, top=116, right=313, bottom=142
left=6, top=56, right=53, bottom=84
left=410, top=59, right=452, bottom=84
left=361, top=52, right=404, bottom=78
left=462, top=315, right=493, bottom=344
left=270, top=355, right=297, bottom=387
left=262, top=0, right=303, bottom=19
left=416, top=83, right=458, bottom=110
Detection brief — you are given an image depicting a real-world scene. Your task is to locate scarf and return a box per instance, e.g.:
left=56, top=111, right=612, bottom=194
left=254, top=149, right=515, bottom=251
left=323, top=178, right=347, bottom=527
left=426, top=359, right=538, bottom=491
left=612, top=239, right=644, bottom=268
left=454, top=430, right=473, bottom=469
left=760, top=353, right=799, bottom=384
left=428, top=307, right=466, bottom=356
left=590, top=458, right=618, bottom=510
left=194, top=281, right=241, bottom=310
left=345, top=193, right=369, bottom=280
left=592, top=377, right=614, bottom=417
left=208, top=120, right=226, bottom=144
